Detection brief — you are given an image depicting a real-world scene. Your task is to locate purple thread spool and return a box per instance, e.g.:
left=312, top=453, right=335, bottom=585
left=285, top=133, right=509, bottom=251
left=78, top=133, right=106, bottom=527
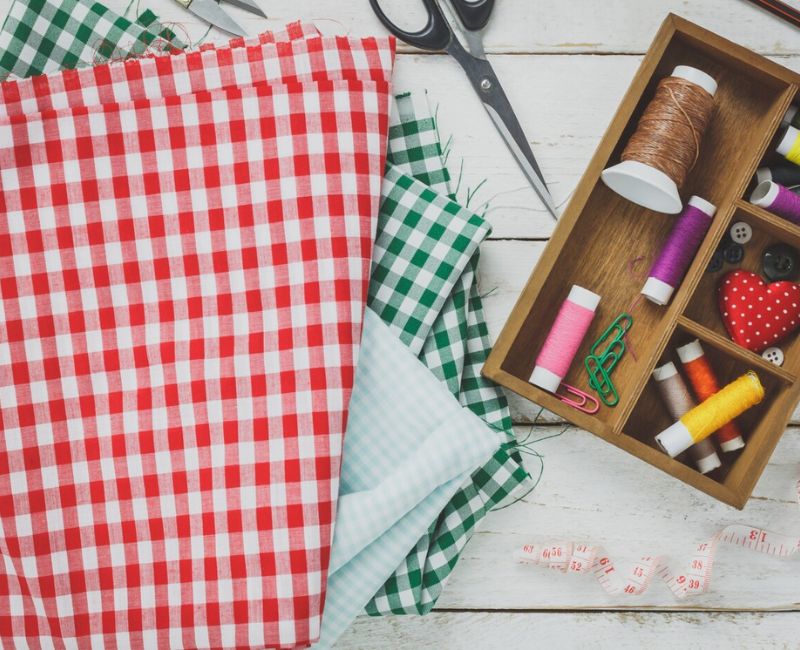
left=750, top=181, right=800, bottom=225
left=641, top=196, right=716, bottom=306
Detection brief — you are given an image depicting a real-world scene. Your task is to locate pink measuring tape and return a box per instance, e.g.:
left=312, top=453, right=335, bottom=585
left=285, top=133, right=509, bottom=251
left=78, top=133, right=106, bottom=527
left=516, top=480, right=800, bottom=597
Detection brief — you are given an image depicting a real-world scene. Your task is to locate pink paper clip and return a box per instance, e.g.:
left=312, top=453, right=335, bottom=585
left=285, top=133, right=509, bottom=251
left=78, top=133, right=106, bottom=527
left=556, top=383, right=600, bottom=414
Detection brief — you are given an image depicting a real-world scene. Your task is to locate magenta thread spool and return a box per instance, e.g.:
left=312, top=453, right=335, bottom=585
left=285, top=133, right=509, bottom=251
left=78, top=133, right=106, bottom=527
left=652, top=362, right=721, bottom=474
left=750, top=180, right=800, bottom=225
left=530, top=285, right=601, bottom=393
left=641, top=196, right=716, bottom=306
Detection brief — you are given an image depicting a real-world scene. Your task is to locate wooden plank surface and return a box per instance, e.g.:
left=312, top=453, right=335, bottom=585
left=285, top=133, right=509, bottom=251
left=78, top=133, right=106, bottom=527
left=337, top=612, right=800, bottom=649
left=103, top=1, right=800, bottom=646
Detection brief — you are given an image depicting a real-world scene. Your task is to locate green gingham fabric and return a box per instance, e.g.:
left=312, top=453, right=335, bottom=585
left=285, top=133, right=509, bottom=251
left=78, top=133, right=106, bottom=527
left=364, top=92, right=530, bottom=616
left=0, top=0, right=183, bottom=79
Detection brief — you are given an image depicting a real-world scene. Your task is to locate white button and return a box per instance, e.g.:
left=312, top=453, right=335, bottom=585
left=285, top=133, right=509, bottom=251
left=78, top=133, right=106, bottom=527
left=762, top=347, right=784, bottom=366
left=729, top=221, right=752, bottom=244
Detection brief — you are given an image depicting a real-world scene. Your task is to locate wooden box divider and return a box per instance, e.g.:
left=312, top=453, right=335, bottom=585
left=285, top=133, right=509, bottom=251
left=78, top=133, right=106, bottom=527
left=483, top=14, right=800, bottom=508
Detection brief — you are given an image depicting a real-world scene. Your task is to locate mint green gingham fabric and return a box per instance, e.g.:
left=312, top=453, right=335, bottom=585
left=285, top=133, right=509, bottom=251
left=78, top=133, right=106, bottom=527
left=364, top=92, right=530, bottom=616
left=0, top=0, right=183, bottom=79
left=314, top=309, right=502, bottom=647
left=316, top=92, right=529, bottom=646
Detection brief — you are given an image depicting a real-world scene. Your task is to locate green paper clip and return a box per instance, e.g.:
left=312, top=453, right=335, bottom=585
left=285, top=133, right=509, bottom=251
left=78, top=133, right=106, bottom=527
left=584, top=312, right=633, bottom=408
left=585, top=354, right=619, bottom=407
left=589, top=313, right=633, bottom=360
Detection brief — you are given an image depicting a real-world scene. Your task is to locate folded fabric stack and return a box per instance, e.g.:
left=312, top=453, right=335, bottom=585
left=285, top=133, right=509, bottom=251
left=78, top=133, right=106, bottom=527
left=317, top=91, right=530, bottom=647
left=0, top=4, right=531, bottom=647
left=0, top=13, right=395, bottom=649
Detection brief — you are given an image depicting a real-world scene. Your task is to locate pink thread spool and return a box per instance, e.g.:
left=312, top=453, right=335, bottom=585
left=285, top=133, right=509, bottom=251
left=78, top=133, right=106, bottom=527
left=530, top=285, right=601, bottom=393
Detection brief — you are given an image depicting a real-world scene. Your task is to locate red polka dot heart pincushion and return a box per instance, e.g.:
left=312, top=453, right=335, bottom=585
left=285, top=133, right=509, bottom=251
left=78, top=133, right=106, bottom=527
left=718, top=270, right=800, bottom=353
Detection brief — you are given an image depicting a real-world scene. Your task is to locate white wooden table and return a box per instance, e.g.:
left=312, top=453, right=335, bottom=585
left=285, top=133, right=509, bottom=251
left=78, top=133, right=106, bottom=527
left=111, top=1, right=800, bottom=646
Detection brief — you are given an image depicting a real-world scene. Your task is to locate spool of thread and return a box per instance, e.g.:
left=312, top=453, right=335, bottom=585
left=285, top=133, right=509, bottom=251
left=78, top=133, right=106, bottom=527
left=652, top=362, right=721, bottom=473
left=655, top=371, right=764, bottom=458
left=755, top=165, right=800, bottom=192
left=783, top=105, right=800, bottom=130
left=777, top=126, right=800, bottom=166
left=750, top=181, right=800, bottom=225
left=641, top=196, right=716, bottom=306
left=677, top=340, right=746, bottom=452
left=530, top=285, right=601, bottom=393
left=602, top=66, right=717, bottom=214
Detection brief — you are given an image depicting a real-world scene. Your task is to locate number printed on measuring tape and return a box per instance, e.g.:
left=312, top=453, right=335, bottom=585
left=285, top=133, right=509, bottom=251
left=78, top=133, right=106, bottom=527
left=515, top=480, right=800, bottom=598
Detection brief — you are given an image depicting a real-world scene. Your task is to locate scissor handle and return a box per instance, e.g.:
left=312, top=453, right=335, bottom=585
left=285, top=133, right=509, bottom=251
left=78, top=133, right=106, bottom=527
left=368, top=0, right=452, bottom=51
left=449, top=0, right=494, bottom=31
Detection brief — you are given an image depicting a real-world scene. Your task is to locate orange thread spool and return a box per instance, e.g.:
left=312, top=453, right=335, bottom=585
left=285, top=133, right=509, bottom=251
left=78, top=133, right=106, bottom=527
left=677, top=340, right=745, bottom=452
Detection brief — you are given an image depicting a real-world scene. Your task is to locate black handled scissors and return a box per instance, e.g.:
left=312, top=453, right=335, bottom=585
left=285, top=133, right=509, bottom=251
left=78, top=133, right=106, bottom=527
left=369, top=0, right=558, bottom=219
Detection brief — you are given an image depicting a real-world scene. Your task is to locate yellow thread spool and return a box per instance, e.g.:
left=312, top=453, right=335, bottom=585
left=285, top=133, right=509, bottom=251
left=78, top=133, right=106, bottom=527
left=778, top=126, right=800, bottom=166
left=655, top=371, right=764, bottom=458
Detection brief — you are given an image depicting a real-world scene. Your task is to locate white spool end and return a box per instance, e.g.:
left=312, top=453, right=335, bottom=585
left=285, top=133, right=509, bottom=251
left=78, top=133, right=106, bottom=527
left=652, top=361, right=678, bottom=382
left=567, top=284, right=602, bottom=311
left=529, top=366, right=562, bottom=393
left=672, top=65, right=718, bottom=97
left=783, top=105, right=798, bottom=127
left=696, top=451, right=722, bottom=474
left=655, top=420, right=695, bottom=458
left=641, top=277, right=674, bottom=305
left=777, top=126, right=799, bottom=157
left=750, top=180, right=779, bottom=208
left=601, top=160, right=683, bottom=214
left=755, top=167, right=772, bottom=185
left=687, top=195, right=717, bottom=217
left=720, top=435, right=745, bottom=453
left=676, top=339, right=704, bottom=364
left=601, top=66, right=716, bottom=214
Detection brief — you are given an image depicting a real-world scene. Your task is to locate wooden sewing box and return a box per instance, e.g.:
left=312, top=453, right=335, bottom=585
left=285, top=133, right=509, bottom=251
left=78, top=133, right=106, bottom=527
left=484, top=14, right=800, bottom=508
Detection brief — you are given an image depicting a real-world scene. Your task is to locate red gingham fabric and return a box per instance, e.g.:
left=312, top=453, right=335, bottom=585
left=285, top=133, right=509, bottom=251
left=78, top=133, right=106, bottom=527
left=0, top=27, right=393, bottom=120
left=0, top=27, right=394, bottom=649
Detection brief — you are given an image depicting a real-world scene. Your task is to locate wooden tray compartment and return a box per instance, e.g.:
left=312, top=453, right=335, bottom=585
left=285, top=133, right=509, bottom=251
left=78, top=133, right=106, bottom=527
left=484, top=15, right=800, bottom=508
left=625, top=324, right=790, bottom=496
left=685, top=202, right=800, bottom=376
left=744, top=89, right=800, bottom=201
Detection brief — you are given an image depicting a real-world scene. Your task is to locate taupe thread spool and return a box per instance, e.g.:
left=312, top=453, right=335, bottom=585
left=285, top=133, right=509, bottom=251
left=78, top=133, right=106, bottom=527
left=602, top=66, right=717, bottom=214
left=652, top=361, right=721, bottom=474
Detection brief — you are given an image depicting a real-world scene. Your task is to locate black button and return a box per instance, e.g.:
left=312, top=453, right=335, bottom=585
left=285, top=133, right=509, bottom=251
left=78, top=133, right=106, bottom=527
left=762, top=243, right=800, bottom=282
left=723, top=242, right=744, bottom=265
left=706, top=249, right=724, bottom=273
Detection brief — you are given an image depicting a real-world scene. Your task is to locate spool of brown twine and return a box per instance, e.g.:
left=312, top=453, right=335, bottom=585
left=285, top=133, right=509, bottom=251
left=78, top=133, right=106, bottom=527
left=601, top=66, right=717, bottom=214
left=622, top=76, right=715, bottom=190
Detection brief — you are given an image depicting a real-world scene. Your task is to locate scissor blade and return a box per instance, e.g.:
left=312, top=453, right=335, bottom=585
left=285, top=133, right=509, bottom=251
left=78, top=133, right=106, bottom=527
left=447, top=42, right=558, bottom=220
left=223, top=0, right=267, bottom=18
left=484, top=103, right=559, bottom=220
left=187, top=0, right=248, bottom=36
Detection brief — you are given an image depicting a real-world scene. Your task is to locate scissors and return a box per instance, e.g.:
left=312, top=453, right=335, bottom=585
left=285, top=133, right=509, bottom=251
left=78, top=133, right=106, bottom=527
left=369, top=0, right=558, bottom=219
left=174, top=0, right=266, bottom=37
